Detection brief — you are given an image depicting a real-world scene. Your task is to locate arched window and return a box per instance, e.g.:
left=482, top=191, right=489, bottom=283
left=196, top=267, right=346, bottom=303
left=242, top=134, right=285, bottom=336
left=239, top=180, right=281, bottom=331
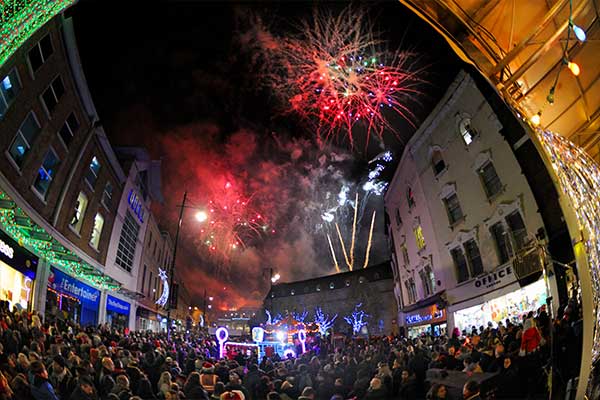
left=431, top=149, right=446, bottom=176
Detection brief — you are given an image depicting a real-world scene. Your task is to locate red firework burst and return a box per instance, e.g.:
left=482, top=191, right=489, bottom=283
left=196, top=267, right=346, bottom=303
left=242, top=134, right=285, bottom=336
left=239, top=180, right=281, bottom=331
left=264, top=7, right=425, bottom=147
left=197, top=181, right=272, bottom=260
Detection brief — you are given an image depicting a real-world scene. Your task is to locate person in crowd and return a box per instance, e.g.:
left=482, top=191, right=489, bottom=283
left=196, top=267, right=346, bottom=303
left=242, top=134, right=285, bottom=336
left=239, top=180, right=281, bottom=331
left=397, top=369, right=417, bottom=400
left=462, top=380, right=481, bottom=400
left=426, top=383, right=449, bottom=400
left=30, top=360, right=59, bottom=400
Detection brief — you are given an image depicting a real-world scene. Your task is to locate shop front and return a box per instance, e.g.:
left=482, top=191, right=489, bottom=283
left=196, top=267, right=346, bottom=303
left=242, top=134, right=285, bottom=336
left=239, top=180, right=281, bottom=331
left=46, top=267, right=100, bottom=326
left=448, top=263, right=549, bottom=334
left=136, top=305, right=166, bottom=332
left=106, top=295, right=131, bottom=330
left=405, top=304, right=447, bottom=338
left=0, top=229, right=38, bottom=311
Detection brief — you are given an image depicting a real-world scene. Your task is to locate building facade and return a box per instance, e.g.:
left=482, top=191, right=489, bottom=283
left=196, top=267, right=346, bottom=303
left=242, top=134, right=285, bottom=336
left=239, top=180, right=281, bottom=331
left=264, top=263, right=397, bottom=336
left=385, top=70, right=560, bottom=337
left=135, top=212, right=173, bottom=332
left=0, top=15, right=131, bottom=327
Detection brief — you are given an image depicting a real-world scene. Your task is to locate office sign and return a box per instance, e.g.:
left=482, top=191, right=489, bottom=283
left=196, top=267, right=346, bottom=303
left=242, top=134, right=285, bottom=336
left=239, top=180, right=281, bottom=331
left=106, top=295, right=130, bottom=315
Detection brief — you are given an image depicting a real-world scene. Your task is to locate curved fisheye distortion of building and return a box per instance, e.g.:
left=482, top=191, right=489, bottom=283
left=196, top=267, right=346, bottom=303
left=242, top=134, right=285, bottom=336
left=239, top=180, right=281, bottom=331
left=0, top=1, right=599, bottom=399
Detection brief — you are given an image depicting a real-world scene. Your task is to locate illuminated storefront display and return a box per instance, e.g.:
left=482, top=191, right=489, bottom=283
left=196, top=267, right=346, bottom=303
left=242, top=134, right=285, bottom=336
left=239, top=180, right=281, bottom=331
left=453, top=279, right=547, bottom=332
left=46, top=267, right=100, bottom=326
left=0, top=229, right=38, bottom=310
left=405, top=304, right=447, bottom=338
left=106, top=295, right=131, bottom=330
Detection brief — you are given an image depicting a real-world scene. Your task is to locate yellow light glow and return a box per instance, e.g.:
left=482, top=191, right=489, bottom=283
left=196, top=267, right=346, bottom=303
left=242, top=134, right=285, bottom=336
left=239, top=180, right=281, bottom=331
left=531, top=113, right=541, bottom=126
left=567, top=62, right=580, bottom=76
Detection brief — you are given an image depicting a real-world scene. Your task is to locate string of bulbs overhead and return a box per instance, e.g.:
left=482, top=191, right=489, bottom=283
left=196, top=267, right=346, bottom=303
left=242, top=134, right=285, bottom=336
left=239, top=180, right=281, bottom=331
left=530, top=0, right=587, bottom=127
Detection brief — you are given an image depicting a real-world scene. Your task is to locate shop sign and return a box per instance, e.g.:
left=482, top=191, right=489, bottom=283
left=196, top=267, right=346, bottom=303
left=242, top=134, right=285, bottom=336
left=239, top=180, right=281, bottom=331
left=107, top=295, right=130, bottom=315
left=0, top=229, right=38, bottom=278
left=405, top=305, right=446, bottom=326
left=127, top=189, right=145, bottom=223
left=474, top=265, right=513, bottom=290
left=449, top=264, right=516, bottom=304
left=48, top=267, right=100, bottom=308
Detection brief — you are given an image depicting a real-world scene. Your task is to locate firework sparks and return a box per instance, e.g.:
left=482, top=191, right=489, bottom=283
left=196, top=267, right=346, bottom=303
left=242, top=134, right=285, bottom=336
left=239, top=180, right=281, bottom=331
left=197, top=181, right=271, bottom=260
left=362, top=210, right=376, bottom=268
left=327, top=233, right=341, bottom=272
left=261, top=7, right=424, bottom=147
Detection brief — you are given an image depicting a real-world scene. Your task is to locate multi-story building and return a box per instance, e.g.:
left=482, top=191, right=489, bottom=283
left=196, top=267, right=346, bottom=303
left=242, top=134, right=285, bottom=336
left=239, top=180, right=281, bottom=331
left=102, top=147, right=165, bottom=330
left=135, top=211, right=177, bottom=332
left=264, top=262, right=397, bottom=336
left=0, top=14, right=132, bottom=327
left=385, top=70, right=563, bottom=337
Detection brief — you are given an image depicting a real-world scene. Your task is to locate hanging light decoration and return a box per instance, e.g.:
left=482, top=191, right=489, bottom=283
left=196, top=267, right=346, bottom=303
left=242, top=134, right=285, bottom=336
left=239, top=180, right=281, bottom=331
left=566, top=60, right=581, bottom=76
left=570, top=22, right=587, bottom=42
left=530, top=112, right=542, bottom=126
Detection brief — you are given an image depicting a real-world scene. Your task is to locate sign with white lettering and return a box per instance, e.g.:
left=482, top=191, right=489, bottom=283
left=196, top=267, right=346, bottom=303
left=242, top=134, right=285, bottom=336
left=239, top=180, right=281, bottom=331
left=106, top=295, right=130, bottom=315
left=0, top=229, right=38, bottom=278
left=0, top=238, right=13, bottom=259
left=405, top=305, right=446, bottom=326
left=127, top=189, right=145, bottom=223
left=48, top=267, right=100, bottom=309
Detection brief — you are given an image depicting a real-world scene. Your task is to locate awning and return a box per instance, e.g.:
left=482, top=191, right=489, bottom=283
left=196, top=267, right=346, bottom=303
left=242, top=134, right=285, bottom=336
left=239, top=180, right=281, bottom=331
left=0, top=189, right=121, bottom=291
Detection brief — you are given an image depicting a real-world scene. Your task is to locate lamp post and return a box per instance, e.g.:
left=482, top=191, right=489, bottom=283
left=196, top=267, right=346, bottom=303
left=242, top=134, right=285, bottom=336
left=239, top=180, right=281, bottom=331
left=167, top=191, right=187, bottom=340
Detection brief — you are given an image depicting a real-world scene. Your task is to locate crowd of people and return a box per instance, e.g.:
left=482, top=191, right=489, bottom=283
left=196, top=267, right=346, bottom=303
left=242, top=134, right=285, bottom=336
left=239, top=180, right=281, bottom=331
left=0, top=297, right=584, bottom=400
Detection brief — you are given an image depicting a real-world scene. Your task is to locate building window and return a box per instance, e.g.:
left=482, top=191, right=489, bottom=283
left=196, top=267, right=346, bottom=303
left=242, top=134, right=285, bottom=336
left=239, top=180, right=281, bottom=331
left=70, top=192, right=88, bottom=233
left=464, top=239, right=484, bottom=276
left=33, top=148, right=60, bottom=198
left=459, top=117, right=478, bottom=145
left=28, top=34, right=53, bottom=72
left=0, top=69, right=21, bottom=119
left=450, top=247, right=470, bottom=283
left=401, top=245, right=410, bottom=265
left=102, top=182, right=113, bottom=209
left=419, top=269, right=433, bottom=297
left=395, top=208, right=402, bottom=227
left=58, top=113, right=79, bottom=147
left=405, top=278, right=417, bottom=304
left=443, top=193, right=464, bottom=225
left=8, top=112, right=41, bottom=167
left=479, top=161, right=502, bottom=198
left=406, top=187, right=415, bottom=209
left=141, top=265, right=147, bottom=294
left=115, top=211, right=140, bottom=272
left=506, top=211, right=528, bottom=251
left=84, top=156, right=101, bottom=188
left=148, top=271, right=153, bottom=296
left=490, top=222, right=513, bottom=264
left=414, top=225, right=426, bottom=251
left=89, top=213, right=104, bottom=250
left=431, top=150, right=446, bottom=176
left=41, top=76, right=64, bottom=115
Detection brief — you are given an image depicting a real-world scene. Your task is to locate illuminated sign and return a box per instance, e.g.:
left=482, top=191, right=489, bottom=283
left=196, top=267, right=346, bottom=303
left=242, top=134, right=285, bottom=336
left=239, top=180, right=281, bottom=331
left=127, top=189, right=145, bottom=223
left=107, top=295, right=130, bottom=315
left=155, top=268, right=169, bottom=307
left=405, top=305, right=446, bottom=326
left=0, top=238, right=14, bottom=259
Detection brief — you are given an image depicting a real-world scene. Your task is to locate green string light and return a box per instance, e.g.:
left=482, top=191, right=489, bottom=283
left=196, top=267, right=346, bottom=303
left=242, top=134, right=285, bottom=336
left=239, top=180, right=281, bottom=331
left=0, top=0, right=77, bottom=69
left=0, top=190, right=121, bottom=291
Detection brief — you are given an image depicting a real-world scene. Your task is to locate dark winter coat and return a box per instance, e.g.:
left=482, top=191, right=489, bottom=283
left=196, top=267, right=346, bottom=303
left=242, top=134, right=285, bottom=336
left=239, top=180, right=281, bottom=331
left=30, top=374, right=60, bottom=400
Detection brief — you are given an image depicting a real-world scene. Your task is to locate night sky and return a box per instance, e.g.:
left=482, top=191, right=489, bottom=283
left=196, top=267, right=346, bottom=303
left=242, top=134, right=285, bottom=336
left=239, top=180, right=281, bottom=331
left=68, top=0, right=463, bottom=309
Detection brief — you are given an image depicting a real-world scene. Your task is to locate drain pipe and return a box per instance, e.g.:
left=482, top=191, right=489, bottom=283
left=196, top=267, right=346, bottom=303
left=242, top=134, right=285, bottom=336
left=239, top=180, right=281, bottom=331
left=52, top=117, right=98, bottom=227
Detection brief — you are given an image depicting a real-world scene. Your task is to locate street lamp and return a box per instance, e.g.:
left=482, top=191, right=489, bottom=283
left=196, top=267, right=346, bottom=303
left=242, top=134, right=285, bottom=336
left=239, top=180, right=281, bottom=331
left=167, top=191, right=208, bottom=340
left=271, top=273, right=281, bottom=283
left=195, top=211, right=208, bottom=222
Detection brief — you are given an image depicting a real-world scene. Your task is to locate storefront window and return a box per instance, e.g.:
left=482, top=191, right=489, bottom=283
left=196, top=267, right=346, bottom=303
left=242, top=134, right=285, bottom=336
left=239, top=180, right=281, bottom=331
left=0, top=262, right=33, bottom=310
left=453, top=279, right=547, bottom=332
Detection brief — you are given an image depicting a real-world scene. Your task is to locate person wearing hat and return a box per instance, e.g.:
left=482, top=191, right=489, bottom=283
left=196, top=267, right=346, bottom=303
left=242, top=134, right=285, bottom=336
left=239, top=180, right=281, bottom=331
left=200, top=363, right=218, bottom=394
left=49, top=354, right=75, bottom=398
